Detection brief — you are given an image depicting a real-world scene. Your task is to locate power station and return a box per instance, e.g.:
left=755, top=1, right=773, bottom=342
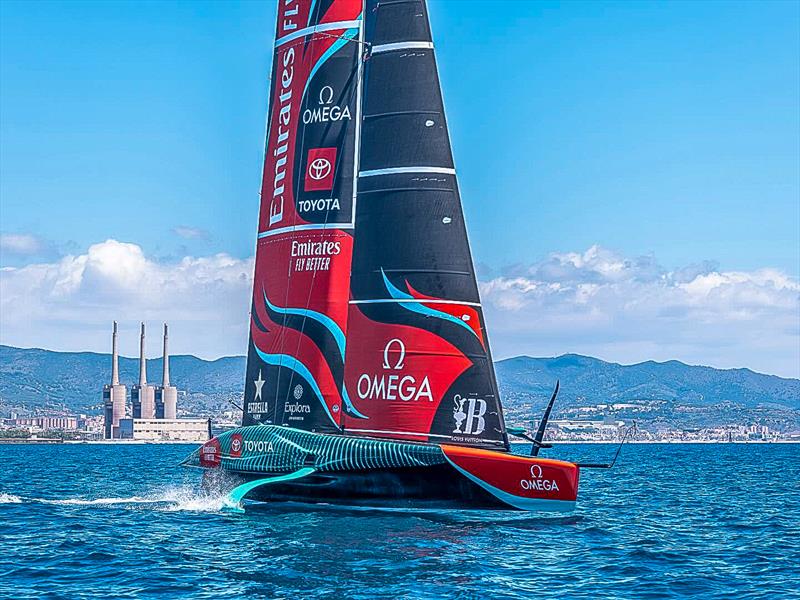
left=102, top=322, right=206, bottom=441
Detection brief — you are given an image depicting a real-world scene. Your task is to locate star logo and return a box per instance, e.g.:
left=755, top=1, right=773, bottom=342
left=254, top=369, right=265, bottom=401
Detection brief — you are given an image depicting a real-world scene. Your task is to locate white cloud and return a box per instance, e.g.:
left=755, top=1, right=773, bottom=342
left=480, top=246, right=800, bottom=378
left=1, top=240, right=797, bottom=378
left=0, top=239, right=253, bottom=359
left=0, top=233, right=44, bottom=256
left=172, top=226, right=211, bottom=240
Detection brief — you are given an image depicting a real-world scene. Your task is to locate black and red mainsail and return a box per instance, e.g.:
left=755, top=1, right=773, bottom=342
left=243, top=0, right=508, bottom=451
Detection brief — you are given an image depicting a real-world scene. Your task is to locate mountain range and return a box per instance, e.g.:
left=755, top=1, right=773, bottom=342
left=1, top=345, right=797, bottom=420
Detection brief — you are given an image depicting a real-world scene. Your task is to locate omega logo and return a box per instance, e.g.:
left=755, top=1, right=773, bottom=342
left=382, top=338, right=406, bottom=370
left=319, top=85, right=334, bottom=105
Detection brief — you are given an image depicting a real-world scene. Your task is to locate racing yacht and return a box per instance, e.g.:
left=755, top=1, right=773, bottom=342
left=183, top=0, right=589, bottom=512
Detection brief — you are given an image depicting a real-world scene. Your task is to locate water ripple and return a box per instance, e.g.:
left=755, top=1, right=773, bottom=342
left=1, top=443, right=799, bottom=599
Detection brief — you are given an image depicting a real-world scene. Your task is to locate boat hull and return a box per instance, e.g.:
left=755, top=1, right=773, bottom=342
left=183, top=425, right=579, bottom=512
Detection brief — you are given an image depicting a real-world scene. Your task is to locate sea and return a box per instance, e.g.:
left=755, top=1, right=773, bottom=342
left=1, top=443, right=798, bottom=599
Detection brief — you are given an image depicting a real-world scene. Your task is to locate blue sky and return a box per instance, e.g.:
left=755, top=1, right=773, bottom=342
left=1, top=1, right=798, bottom=376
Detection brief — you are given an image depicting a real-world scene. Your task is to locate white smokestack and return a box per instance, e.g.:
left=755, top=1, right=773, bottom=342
left=139, top=322, right=147, bottom=386
left=162, top=323, right=170, bottom=387
left=111, top=321, right=119, bottom=386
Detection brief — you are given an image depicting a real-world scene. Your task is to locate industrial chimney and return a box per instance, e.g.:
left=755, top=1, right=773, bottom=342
left=138, top=321, right=147, bottom=386
left=111, top=320, right=120, bottom=385
left=131, top=322, right=155, bottom=419
left=102, top=321, right=127, bottom=439
left=155, top=323, right=178, bottom=419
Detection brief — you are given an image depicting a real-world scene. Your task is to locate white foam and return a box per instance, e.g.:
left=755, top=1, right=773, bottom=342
left=0, top=493, right=22, bottom=504
left=25, top=486, right=235, bottom=513
left=44, top=496, right=160, bottom=506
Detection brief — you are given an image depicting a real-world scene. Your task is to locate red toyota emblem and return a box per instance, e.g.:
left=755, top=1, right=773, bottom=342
left=304, top=147, right=337, bottom=191
left=230, top=433, right=243, bottom=458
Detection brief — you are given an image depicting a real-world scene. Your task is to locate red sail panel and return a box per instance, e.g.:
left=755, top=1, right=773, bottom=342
left=341, top=0, right=509, bottom=450
left=243, top=0, right=363, bottom=432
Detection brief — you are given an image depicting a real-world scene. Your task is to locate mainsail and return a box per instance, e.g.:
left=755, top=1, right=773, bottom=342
left=243, top=0, right=364, bottom=431
left=244, top=0, right=508, bottom=451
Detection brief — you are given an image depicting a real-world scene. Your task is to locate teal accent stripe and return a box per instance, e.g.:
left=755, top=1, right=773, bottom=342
left=307, top=0, right=317, bottom=27
left=262, top=290, right=367, bottom=420
left=254, top=347, right=337, bottom=426
left=381, top=269, right=478, bottom=339
left=264, top=290, right=345, bottom=360
left=224, top=467, right=316, bottom=512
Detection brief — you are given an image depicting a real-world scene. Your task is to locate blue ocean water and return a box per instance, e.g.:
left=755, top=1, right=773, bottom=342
left=1, top=443, right=798, bottom=599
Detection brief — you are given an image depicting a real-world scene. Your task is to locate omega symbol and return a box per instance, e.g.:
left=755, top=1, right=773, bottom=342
left=319, top=85, right=334, bottom=105
left=382, top=338, right=406, bottom=370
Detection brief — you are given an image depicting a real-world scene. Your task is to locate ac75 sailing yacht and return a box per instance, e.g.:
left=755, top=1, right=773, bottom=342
left=183, top=0, right=595, bottom=512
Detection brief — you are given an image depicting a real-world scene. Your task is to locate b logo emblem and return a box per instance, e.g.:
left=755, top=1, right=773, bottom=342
left=452, top=395, right=486, bottom=435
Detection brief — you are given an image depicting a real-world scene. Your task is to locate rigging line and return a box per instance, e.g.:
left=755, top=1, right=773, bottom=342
left=279, top=30, right=372, bottom=52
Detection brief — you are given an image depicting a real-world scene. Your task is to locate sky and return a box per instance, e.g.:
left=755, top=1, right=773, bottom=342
left=1, top=1, right=798, bottom=377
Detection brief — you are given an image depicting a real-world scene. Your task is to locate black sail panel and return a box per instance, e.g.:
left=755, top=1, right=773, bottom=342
left=342, top=0, right=509, bottom=450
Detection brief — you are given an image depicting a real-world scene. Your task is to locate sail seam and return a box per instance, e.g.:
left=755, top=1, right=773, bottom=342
left=258, top=223, right=354, bottom=239
left=275, top=20, right=363, bottom=47
left=370, top=41, right=434, bottom=54
left=350, top=299, right=481, bottom=306
left=359, top=167, right=455, bottom=177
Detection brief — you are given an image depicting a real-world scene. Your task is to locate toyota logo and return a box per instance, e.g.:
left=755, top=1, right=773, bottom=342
left=231, top=438, right=241, bottom=452
left=530, top=464, right=543, bottom=478
left=308, top=157, right=331, bottom=181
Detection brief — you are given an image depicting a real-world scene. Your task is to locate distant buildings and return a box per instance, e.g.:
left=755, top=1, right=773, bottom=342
left=102, top=321, right=207, bottom=442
